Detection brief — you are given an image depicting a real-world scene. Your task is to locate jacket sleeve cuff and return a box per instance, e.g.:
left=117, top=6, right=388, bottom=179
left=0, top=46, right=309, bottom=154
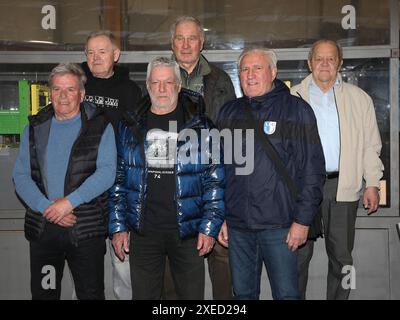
left=108, top=225, right=128, bottom=239
left=365, top=179, right=381, bottom=189
left=294, top=218, right=311, bottom=227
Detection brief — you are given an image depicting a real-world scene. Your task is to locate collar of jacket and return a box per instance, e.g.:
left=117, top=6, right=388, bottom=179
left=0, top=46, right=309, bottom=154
left=244, top=79, right=288, bottom=104
left=128, top=91, right=203, bottom=129
left=190, top=54, right=212, bottom=78
left=171, top=53, right=212, bottom=78
left=298, top=73, right=343, bottom=97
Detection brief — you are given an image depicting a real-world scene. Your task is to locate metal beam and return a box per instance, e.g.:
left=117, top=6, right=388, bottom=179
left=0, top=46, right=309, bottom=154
left=104, top=0, right=122, bottom=48
left=0, top=46, right=394, bottom=64
left=389, top=0, right=399, bottom=213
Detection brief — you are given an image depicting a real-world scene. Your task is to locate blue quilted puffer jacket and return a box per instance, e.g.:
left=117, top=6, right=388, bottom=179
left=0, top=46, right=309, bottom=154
left=108, top=92, right=225, bottom=239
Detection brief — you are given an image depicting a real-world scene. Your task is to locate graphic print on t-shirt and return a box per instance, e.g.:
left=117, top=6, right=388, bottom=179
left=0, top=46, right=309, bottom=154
left=144, top=105, right=184, bottom=232
left=84, top=95, right=119, bottom=108
left=146, top=129, right=178, bottom=180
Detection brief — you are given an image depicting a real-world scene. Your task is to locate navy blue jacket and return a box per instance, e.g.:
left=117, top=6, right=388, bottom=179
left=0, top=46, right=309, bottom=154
left=217, top=79, right=325, bottom=230
left=108, top=92, right=225, bottom=239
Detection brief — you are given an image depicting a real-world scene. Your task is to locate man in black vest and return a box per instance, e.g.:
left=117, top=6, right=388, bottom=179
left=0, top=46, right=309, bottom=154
left=12, top=63, right=117, bottom=299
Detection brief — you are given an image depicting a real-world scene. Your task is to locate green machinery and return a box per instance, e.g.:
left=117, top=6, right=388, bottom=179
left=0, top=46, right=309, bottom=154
left=0, top=80, right=49, bottom=136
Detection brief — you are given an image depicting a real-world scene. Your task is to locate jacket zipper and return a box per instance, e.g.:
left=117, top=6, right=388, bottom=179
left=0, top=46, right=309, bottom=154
left=64, top=115, right=86, bottom=248
left=333, top=87, right=342, bottom=181
left=137, top=129, right=147, bottom=234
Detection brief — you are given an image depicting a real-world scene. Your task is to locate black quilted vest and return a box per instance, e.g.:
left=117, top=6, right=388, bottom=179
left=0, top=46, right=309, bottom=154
left=24, top=102, right=110, bottom=245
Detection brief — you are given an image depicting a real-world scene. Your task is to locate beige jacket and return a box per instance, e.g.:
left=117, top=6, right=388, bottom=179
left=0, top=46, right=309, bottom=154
left=291, top=74, right=384, bottom=201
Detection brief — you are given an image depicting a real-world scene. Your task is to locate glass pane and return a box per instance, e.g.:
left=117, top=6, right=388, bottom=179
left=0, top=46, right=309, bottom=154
left=0, top=0, right=102, bottom=51
left=0, top=58, right=390, bottom=206
left=0, top=82, right=19, bottom=111
left=0, top=0, right=391, bottom=51
left=126, top=0, right=391, bottom=50
left=340, top=59, right=390, bottom=208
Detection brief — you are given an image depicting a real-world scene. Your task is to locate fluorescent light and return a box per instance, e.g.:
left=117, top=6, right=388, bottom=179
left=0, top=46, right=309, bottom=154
left=27, top=40, right=56, bottom=45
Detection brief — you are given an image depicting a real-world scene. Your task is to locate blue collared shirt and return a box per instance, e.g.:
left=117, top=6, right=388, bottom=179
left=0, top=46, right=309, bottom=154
left=309, top=79, right=340, bottom=172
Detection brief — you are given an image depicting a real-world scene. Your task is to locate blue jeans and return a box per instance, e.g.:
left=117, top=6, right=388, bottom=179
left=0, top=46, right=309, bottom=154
left=228, top=227, right=300, bottom=300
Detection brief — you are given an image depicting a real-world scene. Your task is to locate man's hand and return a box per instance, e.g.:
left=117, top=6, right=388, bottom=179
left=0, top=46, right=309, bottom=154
left=363, top=186, right=380, bottom=215
left=57, top=213, right=77, bottom=228
left=286, top=222, right=309, bottom=252
left=197, top=233, right=216, bottom=256
left=43, top=198, right=73, bottom=224
left=112, top=231, right=129, bottom=261
left=218, top=221, right=229, bottom=248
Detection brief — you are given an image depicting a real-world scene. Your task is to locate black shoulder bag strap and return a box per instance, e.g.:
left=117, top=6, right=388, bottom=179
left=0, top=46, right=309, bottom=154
left=243, top=100, right=299, bottom=200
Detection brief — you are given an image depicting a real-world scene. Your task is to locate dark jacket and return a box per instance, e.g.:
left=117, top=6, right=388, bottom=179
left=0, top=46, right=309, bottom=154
left=81, top=62, right=142, bottom=129
left=217, top=79, right=325, bottom=230
left=203, top=59, right=236, bottom=123
left=24, top=102, right=110, bottom=244
left=108, top=92, right=225, bottom=239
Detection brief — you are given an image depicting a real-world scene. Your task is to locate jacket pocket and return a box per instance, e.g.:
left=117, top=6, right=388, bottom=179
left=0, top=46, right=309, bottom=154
left=24, top=209, right=46, bottom=242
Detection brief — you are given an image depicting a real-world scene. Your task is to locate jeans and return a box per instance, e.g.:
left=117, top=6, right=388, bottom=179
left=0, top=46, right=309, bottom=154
left=228, top=226, right=299, bottom=300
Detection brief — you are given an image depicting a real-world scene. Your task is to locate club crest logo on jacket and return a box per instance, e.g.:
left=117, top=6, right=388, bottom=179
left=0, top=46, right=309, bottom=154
left=263, top=121, right=277, bottom=135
